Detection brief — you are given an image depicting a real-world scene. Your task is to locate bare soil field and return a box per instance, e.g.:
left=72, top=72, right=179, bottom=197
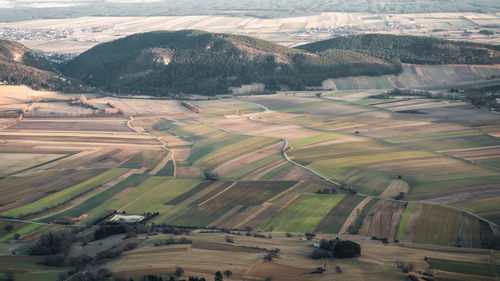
left=357, top=200, right=406, bottom=241
left=8, top=118, right=132, bottom=132
left=0, top=152, right=65, bottom=176
left=94, top=97, right=189, bottom=116
left=323, top=64, right=500, bottom=91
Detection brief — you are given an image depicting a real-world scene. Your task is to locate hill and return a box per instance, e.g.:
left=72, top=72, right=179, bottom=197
left=297, top=34, right=500, bottom=65
left=0, top=39, right=83, bottom=91
left=59, top=30, right=400, bottom=95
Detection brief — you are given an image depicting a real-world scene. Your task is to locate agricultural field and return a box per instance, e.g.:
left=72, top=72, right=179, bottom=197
left=3, top=11, right=500, bottom=55
left=105, top=230, right=497, bottom=281
left=1, top=82, right=500, bottom=281
left=264, top=193, right=345, bottom=233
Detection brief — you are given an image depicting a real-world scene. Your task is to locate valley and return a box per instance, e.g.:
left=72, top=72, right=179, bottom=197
left=1, top=82, right=500, bottom=280
left=1, top=6, right=500, bottom=278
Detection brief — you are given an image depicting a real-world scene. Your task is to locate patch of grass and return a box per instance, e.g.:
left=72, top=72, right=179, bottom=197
left=1, top=168, right=129, bottom=218
left=289, top=132, right=346, bottom=149
left=156, top=160, right=175, bottom=176
left=352, top=98, right=396, bottom=105
left=6, top=272, right=65, bottom=281
left=429, top=258, right=496, bottom=277
left=396, top=202, right=415, bottom=241
left=264, top=193, right=344, bottom=233
left=279, top=101, right=333, bottom=113
left=0, top=224, right=42, bottom=242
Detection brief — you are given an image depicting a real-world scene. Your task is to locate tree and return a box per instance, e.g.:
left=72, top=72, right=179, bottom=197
left=205, top=172, right=219, bottom=181
left=223, top=270, right=232, bottom=280
left=4, top=225, right=14, bottom=233
left=263, top=254, right=274, bottom=262
left=175, top=267, right=184, bottom=277
left=214, top=271, right=223, bottom=281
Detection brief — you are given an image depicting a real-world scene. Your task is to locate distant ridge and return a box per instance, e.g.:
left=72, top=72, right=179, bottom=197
left=0, top=39, right=83, bottom=91
left=296, top=34, right=500, bottom=65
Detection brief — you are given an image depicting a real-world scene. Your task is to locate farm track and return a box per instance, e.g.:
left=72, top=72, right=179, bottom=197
left=235, top=99, right=500, bottom=229
left=128, top=115, right=177, bottom=176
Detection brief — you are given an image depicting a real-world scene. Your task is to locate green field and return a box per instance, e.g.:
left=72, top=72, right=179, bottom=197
left=156, top=160, right=175, bottom=176
left=163, top=205, right=234, bottom=227
left=314, top=195, right=364, bottom=233
left=385, top=130, right=485, bottom=144
left=226, top=154, right=283, bottom=179
left=352, top=98, right=397, bottom=105
left=396, top=202, right=415, bottom=241
left=262, top=162, right=294, bottom=179
left=429, top=258, right=496, bottom=277
left=264, top=193, right=344, bottom=233
left=350, top=198, right=378, bottom=234
left=203, top=181, right=297, bottom=207
left=1, top=168, right=129, bottom=218
left=193, top=136, right=280, bottom=172
left=38, top=173, right=150, bottom=223
left=119, top=150, right=168, bottom=170
left=192, top=100, right=264, bottom=117
left=117, top=178, right=201, bottom=214
left=413, top=205, right=481, bottom=247
left=289, top=132, right=346, bottom=149
left=0, top=223, right=42, bottom=242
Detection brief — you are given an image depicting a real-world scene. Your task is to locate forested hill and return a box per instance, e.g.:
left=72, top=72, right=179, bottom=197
left=297, top=34, right=500, bottom=65
left=59, top=30, right=400, bottom=95
left=0, top=39, right=83, bottom=91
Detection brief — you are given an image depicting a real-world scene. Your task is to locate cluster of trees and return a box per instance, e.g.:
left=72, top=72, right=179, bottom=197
left=154, top=236, right=192, bottom=247
left=375, top=86, right=500, bottom=112
left=312, top=238, right=361, bottom=259
left=298, top=34, right=500, bottom=65
left=457, top=85, right=500, bottom=111
left=115, top=270, right=233, bottom=281
left=315, top=188, right=337, bottom=194
left=29, top=232, right=74, bottom=266
left=149, top=224, right=192, bottom=235
left=59, top=30, right=401, bottom=96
